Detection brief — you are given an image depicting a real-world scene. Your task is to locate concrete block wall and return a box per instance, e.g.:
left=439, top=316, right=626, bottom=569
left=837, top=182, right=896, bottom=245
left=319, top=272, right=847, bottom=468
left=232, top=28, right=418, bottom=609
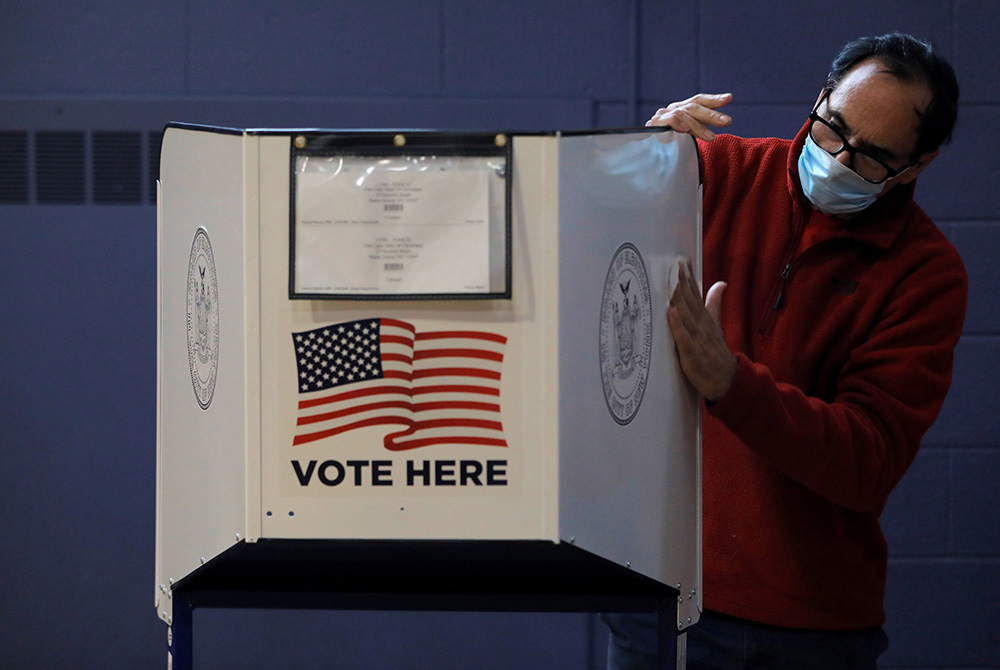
left=1, top=1, right=996, bottom=667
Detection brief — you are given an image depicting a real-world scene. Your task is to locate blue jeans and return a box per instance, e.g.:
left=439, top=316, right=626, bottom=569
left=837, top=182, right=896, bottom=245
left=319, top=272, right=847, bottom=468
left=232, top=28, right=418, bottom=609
left=603, top=610, right=889, bottom=669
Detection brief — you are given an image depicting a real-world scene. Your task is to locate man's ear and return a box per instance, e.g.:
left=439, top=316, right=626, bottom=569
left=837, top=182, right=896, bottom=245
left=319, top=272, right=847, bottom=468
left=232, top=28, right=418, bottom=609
left=896, top=148, right=941, bottom=185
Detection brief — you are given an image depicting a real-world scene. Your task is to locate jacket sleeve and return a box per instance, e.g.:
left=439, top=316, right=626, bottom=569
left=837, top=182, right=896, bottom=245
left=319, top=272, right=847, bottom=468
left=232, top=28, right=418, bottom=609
left=706, top=249, right=967, bottom=513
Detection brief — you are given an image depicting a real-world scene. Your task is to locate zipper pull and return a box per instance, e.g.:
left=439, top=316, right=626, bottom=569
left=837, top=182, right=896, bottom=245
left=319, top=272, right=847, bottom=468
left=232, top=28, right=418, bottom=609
left=773, top=264, right=791, bottom=309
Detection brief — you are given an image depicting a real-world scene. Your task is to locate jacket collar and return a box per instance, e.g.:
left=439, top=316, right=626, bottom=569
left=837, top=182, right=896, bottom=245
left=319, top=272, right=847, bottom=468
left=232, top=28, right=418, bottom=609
left=787, top=120, right=917, bottom=252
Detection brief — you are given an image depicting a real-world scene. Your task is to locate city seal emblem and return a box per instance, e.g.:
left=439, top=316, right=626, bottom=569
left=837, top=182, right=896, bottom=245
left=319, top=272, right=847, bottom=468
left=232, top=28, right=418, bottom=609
left=186, top=227, right=220, bottom=410
left=599, top=243, right=652, bottom=425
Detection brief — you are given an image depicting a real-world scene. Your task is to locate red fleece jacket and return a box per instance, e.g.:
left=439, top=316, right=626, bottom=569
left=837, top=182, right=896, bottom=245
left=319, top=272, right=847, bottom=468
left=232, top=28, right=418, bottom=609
left=697, top=123, right=967, bottom=629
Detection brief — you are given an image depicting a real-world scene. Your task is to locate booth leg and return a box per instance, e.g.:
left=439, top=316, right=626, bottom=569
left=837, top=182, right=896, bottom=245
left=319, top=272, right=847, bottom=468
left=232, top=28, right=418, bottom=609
left=657, top=600, right=679, bottom=670
left=167, top=593, right=194, bottom=670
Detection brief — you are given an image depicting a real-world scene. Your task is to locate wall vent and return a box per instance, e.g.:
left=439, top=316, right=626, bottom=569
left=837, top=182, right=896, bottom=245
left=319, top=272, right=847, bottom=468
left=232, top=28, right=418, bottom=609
left=36, top=132, right=86, bottom=203
left=94, top=132, right=142, bottom=204
left=0, top=132, right=29, bottom=203
left=0, top=129, right=162, bottom=206
left=148, top=131, right=161, bottom=206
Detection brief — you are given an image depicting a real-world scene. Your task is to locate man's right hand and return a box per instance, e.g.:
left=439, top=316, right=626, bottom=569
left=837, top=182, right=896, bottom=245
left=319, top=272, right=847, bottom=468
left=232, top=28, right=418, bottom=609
left=646, top=93, right=733, bottom=141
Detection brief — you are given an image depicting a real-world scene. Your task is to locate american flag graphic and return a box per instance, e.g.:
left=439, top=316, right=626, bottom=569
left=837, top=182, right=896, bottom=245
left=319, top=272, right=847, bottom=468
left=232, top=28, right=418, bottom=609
left=291, top=318, right=508, bottom=451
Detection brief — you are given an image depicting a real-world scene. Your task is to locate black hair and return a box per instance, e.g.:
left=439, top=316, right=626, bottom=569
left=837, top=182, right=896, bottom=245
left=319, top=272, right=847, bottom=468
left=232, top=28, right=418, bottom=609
left=826, top=33, right=959, bottom=157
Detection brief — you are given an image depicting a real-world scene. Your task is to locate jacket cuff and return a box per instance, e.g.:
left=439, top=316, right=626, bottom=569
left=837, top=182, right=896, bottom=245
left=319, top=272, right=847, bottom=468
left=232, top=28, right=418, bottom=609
left=705, top=353, right=757, bottom=426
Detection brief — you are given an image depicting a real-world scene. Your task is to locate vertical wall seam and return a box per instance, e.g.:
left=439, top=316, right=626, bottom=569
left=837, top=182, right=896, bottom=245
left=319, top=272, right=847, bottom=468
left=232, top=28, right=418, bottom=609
left=439, top=0, right=447, bottom=95
left=945, top=451, right=954, bottom=556
left=951, top=0, right=957, bottom=58
left=627, top=0, right=640, bottom=125
left=695, top=0, right=703, bottom=92
left=183, top=0, right=192, bottom=94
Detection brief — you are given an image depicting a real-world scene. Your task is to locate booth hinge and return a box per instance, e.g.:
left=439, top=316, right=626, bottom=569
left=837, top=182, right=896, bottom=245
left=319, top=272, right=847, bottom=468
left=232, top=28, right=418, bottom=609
left=675, top=583, right=700, bottom=631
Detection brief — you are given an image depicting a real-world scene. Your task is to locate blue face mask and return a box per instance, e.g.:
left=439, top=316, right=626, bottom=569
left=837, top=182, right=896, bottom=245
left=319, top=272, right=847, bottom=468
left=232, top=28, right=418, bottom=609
left=797, top=135, right=883, bottom=215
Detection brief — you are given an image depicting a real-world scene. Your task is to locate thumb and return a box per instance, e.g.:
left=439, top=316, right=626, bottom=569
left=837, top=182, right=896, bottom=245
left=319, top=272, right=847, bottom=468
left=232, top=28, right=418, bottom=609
left=705, top=281, right=727, bottom=325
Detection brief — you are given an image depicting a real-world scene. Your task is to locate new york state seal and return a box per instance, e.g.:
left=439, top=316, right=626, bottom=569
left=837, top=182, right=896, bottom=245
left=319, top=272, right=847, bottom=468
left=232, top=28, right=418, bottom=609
left=186, top=227, right=220, bottom=410
left=599, top=243, right=652, bottom=425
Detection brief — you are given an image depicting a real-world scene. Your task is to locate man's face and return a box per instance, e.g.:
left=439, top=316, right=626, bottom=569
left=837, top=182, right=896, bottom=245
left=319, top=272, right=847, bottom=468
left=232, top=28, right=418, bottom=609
left=820, top=58, right=937, bottom=192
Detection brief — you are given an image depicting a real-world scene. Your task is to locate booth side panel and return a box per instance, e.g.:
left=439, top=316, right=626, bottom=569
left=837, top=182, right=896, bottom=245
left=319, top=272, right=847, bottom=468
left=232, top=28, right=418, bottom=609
left=513, top=135, right=561, bottom=538
left=538, top=136, right=562, bottom=540
left=556, top=131, right=703, bottom=625
left=155, top=178, right=164, bottom=617
left=156, top=127, right=250, bottom=619
left=243, top=135, right=263, bottom=544
left=254, top=134, right=560, bottom=541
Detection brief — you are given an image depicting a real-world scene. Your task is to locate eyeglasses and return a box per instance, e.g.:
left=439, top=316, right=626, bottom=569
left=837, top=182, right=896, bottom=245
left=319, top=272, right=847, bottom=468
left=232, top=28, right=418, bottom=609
left=808, top=89, right=918, bottom=184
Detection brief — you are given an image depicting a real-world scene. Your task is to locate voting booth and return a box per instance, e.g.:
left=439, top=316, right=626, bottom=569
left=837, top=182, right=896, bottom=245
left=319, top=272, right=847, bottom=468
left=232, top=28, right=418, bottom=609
left=155, top=124, right=703, bottom=668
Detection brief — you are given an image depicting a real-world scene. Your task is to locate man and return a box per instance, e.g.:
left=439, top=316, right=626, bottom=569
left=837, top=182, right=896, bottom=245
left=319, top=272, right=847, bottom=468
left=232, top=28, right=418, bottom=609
left=606, top=33, right=966, bottom=669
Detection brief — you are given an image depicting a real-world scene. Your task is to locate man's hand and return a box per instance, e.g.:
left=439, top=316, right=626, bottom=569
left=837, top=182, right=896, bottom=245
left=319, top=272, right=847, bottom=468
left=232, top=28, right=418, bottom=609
left=647, top=93, right=733, bottom=141
left=667, top=261, right=737, bottom=402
